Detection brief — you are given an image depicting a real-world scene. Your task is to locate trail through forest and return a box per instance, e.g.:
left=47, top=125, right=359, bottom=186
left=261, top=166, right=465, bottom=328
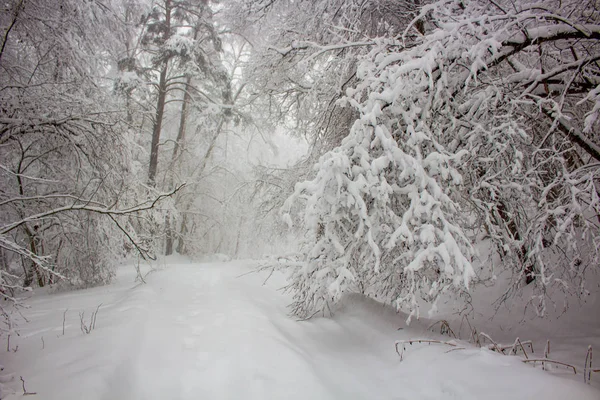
left=2, top=259, right=599, bottom=400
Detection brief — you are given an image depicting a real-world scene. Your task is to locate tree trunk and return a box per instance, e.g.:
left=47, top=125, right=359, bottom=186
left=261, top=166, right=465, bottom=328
left=176, top=214, right=188, bottom=254
left=21, top=255, right=33, bottom=287
left=16, top=159, right=45, bottom=286
left=165, top=212, right=174, bottom=255
left=172, top=75, right=192, bottom=162
left=23, top=226, right=45, bottom=287
left=164, top=75, right=192, bottom=254
left=148, top=64, right=168, bottom=186
left=233, top=216, right=244, bottom=259
left=147, top=0, right=172, bottom=186
left=497, top=202, right=534, bottom=284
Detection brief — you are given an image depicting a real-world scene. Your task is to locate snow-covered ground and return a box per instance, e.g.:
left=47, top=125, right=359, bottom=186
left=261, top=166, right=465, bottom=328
left=1, top=259, right=599, bottom=399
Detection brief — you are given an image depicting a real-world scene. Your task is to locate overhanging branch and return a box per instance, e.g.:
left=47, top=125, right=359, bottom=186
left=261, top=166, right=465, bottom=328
left=541, top=107, right=600, bottom=162
left=0, top=183, right=186, bottom=235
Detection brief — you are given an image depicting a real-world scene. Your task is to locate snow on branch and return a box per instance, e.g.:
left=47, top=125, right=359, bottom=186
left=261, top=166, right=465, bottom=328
left=280, top=0, right=600, bottom=320
left=0, top=184, right=186, bottom=235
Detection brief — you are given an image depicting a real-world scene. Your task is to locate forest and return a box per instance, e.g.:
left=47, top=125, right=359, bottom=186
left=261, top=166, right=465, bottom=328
left=0, top=0, right=599, bottom=398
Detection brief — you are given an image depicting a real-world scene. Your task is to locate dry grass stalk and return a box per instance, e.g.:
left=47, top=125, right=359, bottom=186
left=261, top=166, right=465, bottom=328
left=523, top=359, right=577, bottom=374
left=427, top=320, right=457, bottom=338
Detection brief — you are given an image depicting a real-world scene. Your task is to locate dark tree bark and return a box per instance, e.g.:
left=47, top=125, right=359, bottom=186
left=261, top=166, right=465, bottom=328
left=148, top=64, right=169, bottom=186
left=165, top=75, right=192, bottom=255
left=147, top=0, right=172, bottom=186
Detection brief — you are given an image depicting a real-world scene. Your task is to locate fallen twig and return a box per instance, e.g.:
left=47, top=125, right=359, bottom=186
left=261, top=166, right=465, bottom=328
left=395, top=339, right=458, bottom=361
left=445, top=347, right=466, bottom=354
left=20, top=376, right=36, bottom=396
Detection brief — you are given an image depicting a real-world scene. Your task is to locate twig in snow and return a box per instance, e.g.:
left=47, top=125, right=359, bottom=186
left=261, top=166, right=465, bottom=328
left=91, top=304, right=101, bottom=330
left=427, top=320, right=457, bottom=338
left=478, top=332, right=502, bottom=353
left=79, top=304, right=102, bottom=334
left=584, top=346, right=592, bottom=384
left=395, top=339, right=458, bottom=361
left=62, top=309, right=68, bottom=336
left=543, top=340, right=550, bottom=370
left=459, top=315, right=477, bottom=343
left=523, top=359, right=577, bottom=374
left=513, top=338, right=530, bottom=359
left=5, top=334, right=18, bottom=353
left=235, top=269, right=256, bottom=278
left=262, top=268, right=275, bottom=286
left=79, top=312, right=87, bottom=334
left=445, top=347, right=466, bottom=354
left=20, top=376, right=36, bottom=396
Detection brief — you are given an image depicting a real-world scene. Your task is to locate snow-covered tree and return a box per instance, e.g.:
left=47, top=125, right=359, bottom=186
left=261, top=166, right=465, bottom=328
left=226, top=0, right=425, bottom=251
left=0, top=0, right=181, bottom=335
left=137, top=0, right=230, bottom=186
left=280, top=0, right=600, bottom=319
left=234, top=0, right=417, bottom=150
left=112, top=0, right=238, bottom=256
left=281, top=38, right=476, bottom=322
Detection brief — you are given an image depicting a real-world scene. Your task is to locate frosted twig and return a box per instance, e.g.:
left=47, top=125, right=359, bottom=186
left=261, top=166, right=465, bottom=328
left=522, top=359, right=577, bottom=374
left=478, top=332, right=502, bottom=353
left=513, top=338, right=529, bottom=359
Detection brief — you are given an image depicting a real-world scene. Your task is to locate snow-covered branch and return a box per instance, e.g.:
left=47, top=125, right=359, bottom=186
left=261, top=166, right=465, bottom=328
left=280, top=0, right=600, bottom=319
left=268, top=40, right=377, bottom=58
left=1, top=184, right=185, bottom=235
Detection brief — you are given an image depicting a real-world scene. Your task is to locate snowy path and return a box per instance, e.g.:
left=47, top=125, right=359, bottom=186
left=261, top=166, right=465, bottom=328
left=3, top=260, right=599, bottom=399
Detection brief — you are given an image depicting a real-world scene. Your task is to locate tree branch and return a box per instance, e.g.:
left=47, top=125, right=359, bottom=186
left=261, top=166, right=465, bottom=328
left=0, top=184, right=186, bottom=235
left=541, top=107, right=600, bottom=162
